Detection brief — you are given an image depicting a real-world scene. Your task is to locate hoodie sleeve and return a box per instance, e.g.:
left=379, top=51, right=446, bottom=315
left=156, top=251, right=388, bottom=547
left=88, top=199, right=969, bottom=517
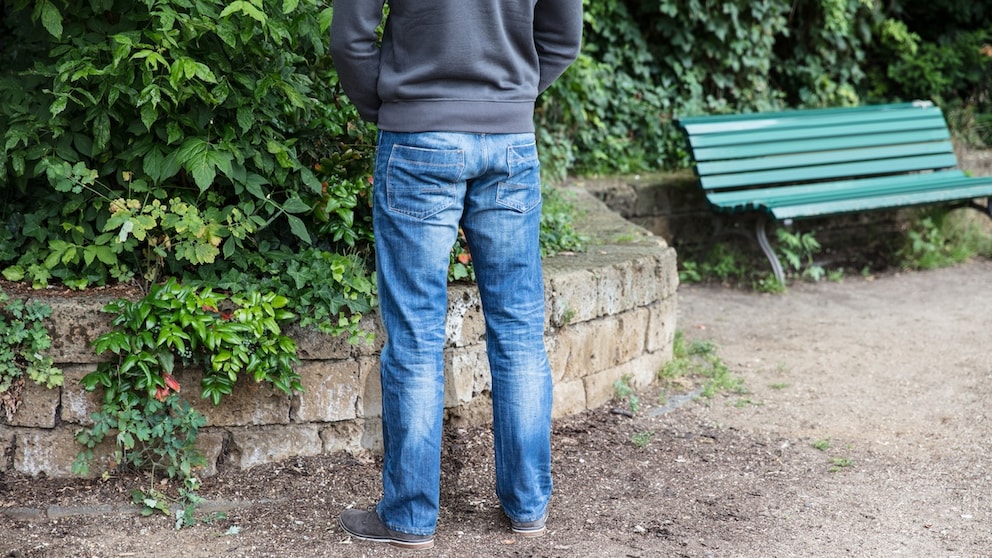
left=533, top=0, right=584, bottom=93
left=329, top=0, right=386, bottom=123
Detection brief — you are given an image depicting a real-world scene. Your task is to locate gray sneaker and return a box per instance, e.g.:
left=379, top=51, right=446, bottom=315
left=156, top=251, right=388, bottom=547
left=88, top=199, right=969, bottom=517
left=510, top=510, right=549, bottom=538
left=339, top=509, right=435, bottom=550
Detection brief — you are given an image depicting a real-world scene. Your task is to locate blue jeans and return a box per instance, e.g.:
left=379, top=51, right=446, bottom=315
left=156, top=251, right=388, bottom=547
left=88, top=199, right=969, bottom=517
left=372, top=131, right=553, bottom=536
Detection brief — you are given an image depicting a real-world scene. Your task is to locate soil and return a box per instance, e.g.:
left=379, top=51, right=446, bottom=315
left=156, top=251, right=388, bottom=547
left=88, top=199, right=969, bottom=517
left=3, top=259, right=992, bottom=558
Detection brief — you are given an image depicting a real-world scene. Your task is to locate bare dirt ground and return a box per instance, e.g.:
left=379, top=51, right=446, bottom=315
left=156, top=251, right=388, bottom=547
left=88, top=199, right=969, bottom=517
left=3, top=258, right=992, bottom=558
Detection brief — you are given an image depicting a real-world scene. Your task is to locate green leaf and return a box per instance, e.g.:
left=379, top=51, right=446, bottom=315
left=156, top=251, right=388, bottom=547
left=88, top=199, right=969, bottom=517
left=242, top=174, right=268, bottom=200
left=2, top=266, right=25, bottom=282
left=236, top=106, right=253, bottom=133
left=281, top=197, right=311, bottom=214
left=283, top=0, right=300, bottom=14
left=37, top=0, right=64, bottom=38
left=220, top=1, right=267, bottom=23
left=140, top=103, right=158, bottom=131
left=285, top=214, right=311, bottom=244
left=49, top=95, right=68, bottom=118
left=92, top=112, right=111, bottom=153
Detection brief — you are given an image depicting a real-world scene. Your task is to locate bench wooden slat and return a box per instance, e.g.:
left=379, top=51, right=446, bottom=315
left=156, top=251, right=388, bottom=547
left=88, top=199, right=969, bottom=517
left=771, top=181, right=992, bottom=220
left=690, top=128, right=952, bottom=161
left=677, top=102, right=936, bottom=136
left=707, top=171, right=971, bottom=210
left=696, top=141, right=957, bottom=178
left=685, top=112, right=949, bottom=150
left=699, top=153, right=960, bottom=191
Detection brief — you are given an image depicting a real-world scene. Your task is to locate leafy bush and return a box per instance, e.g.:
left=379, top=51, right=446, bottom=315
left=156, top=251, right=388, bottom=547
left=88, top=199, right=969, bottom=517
left=0, top=0, right=377, bottom=340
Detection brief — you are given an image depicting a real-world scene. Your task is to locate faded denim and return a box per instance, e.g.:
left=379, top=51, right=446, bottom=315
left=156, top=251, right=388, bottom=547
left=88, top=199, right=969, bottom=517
left=372, top=131, right=553, bottom=536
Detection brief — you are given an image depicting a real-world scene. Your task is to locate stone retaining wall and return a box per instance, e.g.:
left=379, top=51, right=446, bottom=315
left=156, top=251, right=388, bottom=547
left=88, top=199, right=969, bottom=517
left=0, top=186, right=679, bottom=478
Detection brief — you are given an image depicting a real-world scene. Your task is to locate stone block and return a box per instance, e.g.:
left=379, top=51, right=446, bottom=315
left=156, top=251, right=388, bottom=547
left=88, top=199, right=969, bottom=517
left=546, top=267, right=598, bottom=327
left=624, top=252, right=671, bottom=308
left=444, top=347, right=488, bottom=407
left=13, top=426, right=114, bottom=478
left=227, top=425, right=322, bottom=469
left=621, top=351, right=669, bottom=389
left=657, top=247, right=680, bottom=299
left=552, top=379, right=586, bottom=418
left=593, top=264, right=625, bottom=318
left=647, top=296, right=678, bottom=355
left=545, top=335, right=567, bottom=383
left=445, top=394, right=494, bottom=427
left=581, top=351, right=670, bottom=412
left=445, top=285, right=486, bottom=347
left=290, top=359, right=362, bottom=423
left=6, top=379, right=59, bottom=428
left=553, top=310, right=647, bottom=383
left=44, top=294, right=122, bottom=364
left=288, top=325, right=357, bottom=361
left=289, top=314, right=382, bottom=360
left=60, top=364, right=101, bottom=426
left=360, top=417, right=383, bottom=452
left=181, top=368, right=292, bottom=427
left=550, top=320, right=595, bottom=382
left=0, top=424, right=14, bottom=470
left=582, top=366, right=629, bottom=410
left=195, top=429, right=227, bottom=478
left=320, top=421, right=365, bottom=454
left=359, top=356, right=382, bottom=418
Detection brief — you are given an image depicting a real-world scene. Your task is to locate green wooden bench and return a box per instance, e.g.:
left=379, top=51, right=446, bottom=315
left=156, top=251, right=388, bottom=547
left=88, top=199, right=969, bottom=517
left=676, top=101, right=992, bottom=283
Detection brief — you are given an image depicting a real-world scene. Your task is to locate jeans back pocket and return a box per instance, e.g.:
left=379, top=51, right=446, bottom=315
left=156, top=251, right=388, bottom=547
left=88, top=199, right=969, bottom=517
left=385, top=145, right=465, bottom=220
left=497, top=142, right=541, bottom=213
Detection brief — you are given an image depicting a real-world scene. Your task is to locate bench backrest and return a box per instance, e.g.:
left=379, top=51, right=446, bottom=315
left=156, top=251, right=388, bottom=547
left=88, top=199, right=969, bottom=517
left=676, top=101, right=958, bottom=194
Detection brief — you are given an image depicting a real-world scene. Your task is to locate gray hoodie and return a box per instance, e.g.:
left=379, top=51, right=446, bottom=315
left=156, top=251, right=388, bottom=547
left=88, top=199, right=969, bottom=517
left=329, top=0, right=583, bottom=133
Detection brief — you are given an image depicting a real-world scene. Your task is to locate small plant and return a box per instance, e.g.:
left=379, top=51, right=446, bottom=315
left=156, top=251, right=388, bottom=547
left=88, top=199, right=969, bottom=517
left=631, top=431, right=655, bottom=448
left=448, top=230, right=475, bottom=283
left=697, top=242, right=749, bottom=283
left=559, top=307, right=577, bottom=326
left=0, top=289, right=62, bottom=421
left=828, top=457, right=854, bottom=472
left=73, top=278, right=302, bottom=522
left=769, top=382, right=790, bottom=390
left=775, top=227, right=824, bottom=281
left=613, top=374, right=641, bottom=414
left=812, top=439, right=832, bottom=451
left=659, top=331, right=746, bottom=401
left=680, top=228, right=831, bottom=290
left=897, top=208, right=992, bottom=270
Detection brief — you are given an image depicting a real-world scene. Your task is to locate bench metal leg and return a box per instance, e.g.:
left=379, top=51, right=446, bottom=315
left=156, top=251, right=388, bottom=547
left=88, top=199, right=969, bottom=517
left=755, top=215, right=786, bottom=285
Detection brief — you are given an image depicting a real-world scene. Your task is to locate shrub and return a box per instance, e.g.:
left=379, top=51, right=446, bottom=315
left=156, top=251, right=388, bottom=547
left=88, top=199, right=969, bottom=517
left=0, top=0, right=378, bottom=339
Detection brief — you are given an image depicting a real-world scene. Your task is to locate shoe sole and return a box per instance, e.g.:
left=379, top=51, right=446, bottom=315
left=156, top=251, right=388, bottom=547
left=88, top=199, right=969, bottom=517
left=511, top=526, right=547, bottom=538
left=339, top=519, right=435, bottom=550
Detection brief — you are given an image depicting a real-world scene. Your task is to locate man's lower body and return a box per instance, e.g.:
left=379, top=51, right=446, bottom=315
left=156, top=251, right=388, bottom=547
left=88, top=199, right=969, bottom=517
left=341, top=131, right=553, bottom=548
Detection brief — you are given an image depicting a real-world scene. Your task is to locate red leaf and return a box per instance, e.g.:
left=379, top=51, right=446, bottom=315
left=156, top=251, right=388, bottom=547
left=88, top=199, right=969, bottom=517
left=163, top=373, right=181, bottom=393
